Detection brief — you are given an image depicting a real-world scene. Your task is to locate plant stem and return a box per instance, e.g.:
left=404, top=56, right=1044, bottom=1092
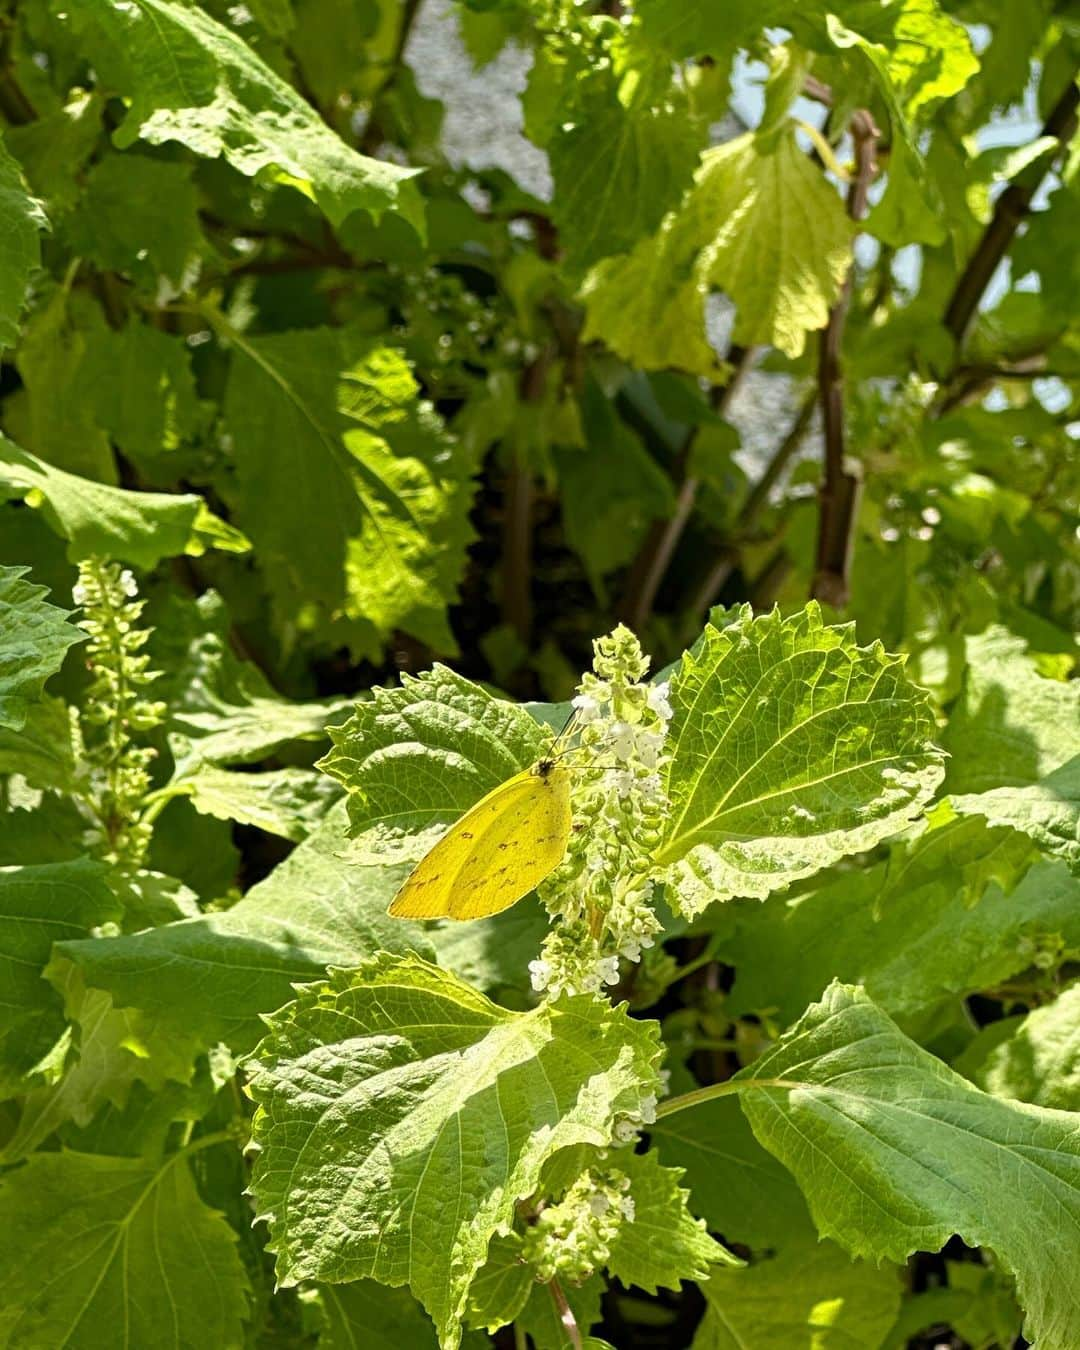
left=620, top=346, right=754, bottom=633
left=547, top=1276, right=583, bottom=1350
left=811, top=108, right=878, bottom=607
left=943, top=68, right=1079, bottom=346
left=656, top=1077, right=802, bottom=1119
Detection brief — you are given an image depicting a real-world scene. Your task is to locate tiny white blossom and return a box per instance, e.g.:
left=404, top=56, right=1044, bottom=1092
left=638, top=772, right=664, bottom=801
left=119, top=569, right=138, bottom=598
left=619, top=1196, right=636, bottom=1221
left=639, top=1094, right=658, bottom=1125
left=612, top=1118, right=638, bottom=1144
left=613, top=769, right=636, bottom=799
left=608, top=720, right=636, bottom=762
left=647, top=681, right=673, bottom=722
left=589, top=1192, right=611, bottom=1217
left=529, top=959, right=552, bottom=992
left=596, top=955, right=620, bottom=985
left=636, top=729, right=666, bottom=769
left=72, top=582, right=90, bottom=606
left=572, top=681, right=610, bottom=724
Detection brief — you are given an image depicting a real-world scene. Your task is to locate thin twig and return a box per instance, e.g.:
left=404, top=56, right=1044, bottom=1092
left=620, top=346, right=754, bottom=633
left=943, top=69, right=1079, bottom=346
left=811, top=108, right=878, bottom=607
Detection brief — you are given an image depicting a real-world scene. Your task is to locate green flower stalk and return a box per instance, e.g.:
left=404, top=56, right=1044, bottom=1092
left=531, top=625, right=672, bottom=999
left=73, top=559, right=165, bottom=869
left=522, top=1166, right=635, bottom=1286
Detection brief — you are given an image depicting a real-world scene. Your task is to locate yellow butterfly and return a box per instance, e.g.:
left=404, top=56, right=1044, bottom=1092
left=388, top=756, right=572, bottom=921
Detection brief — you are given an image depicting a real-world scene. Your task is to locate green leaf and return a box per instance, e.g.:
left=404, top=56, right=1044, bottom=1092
left=0, top=564, right=82, bottom=730
left=168, top=760, right=341, bottom=841
left=0, top=436, right=249, bottom=568
left=4, top=91, right=102, bottom=216
left=581, top=128, right=853, bottom=368
left=0, top=793, right=85, bottom=865
left=246, top=954, right=661, bottom=1348
left=309, top=1281, right=443, bottom=1349
left=8, top=294, right=201, bottom=475
left=0, top=859, right=121, bottom=1099
left=720, top=854, right=1078, bottom=1030
left=150, top=590, right=350, bottom=769
left=557, top=384, right=675, bottom=597
left=3, top=957, right=201, bottom=1161
left=220, top=326, right=476, bottom=657
left=0, top=135, right=48, bottom=350
left=71, top=0, right=424, bottom=235
left=56, top=804, right=432, bottom=1053
left=693, top=1236, right=901, bottom=1350
left=64, top=152, right=203, bottom=289
left=0, top=1147, right=250, bottom=1348
left=549, top=77, right=703, bottom=271
left=945, top=628, right=1080, bottom=869
left=319, top=663, right=548, bottom=858
left=956, top=982, right=1080, bottom=1112
left=734, top=981, right=1080, bottom=1350
left=603, top=1149, right=737, bottom=1293
left=656, top=604, right=945, bottom=913
left=0, top=695, right=78, bottom=792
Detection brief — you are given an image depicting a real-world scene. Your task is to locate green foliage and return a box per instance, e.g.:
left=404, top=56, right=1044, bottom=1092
left=736, top=982, right=1080, bottom=1350
left=0, top=565, right=81, bottom=730
left=246, top=953, right=662, bottom=1347
left=657, top=603, right=944, bottom=911
left=0, top=0, right=1077, bottom=1345
left=0, top=1146, right=250, bottom=1348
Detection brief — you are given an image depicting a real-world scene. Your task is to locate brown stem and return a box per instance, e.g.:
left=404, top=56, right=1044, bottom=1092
left=944, top=70, right=1079, bottom=346
left=547, top=1277, right=583, bottom=1350
left=811, top=108, right=878, bottom=607
left=686, top=388, right=817, bottom=626
left=620, top=346, right=754, bottom=633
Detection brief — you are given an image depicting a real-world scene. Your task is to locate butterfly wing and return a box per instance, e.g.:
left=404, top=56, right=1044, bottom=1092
left=389, top=763, right=572, bottom=921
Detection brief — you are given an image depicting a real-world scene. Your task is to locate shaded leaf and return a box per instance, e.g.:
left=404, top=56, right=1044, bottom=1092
left=0, top=1148, right=250, bottom=1348
left=0, top=564, right=82, bottom=731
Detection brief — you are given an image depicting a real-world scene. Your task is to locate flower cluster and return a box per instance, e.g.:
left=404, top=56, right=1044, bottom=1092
left=74, top=559, right=165, bottom=870
left=521, top=1167, right=634, bottom=1286
left=529, top=625, right=672, bottom=999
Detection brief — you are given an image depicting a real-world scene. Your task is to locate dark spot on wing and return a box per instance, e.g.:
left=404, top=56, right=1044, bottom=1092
left=460, top=831, right=474, bottom=839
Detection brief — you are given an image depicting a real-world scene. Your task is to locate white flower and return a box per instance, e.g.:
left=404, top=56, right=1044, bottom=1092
left=636, top=729, right=666, bottom=769
left=608, top=721, right=636, bottom=762
left=589, top=1192, right=611, bottom=1217
left=119, top=569, right=138, bottom=598
left=638, top=1094, right=658, bottom=1125
left=612, top=1118, right=638, bottom=1144
left=572, top=681, right=610, bottom=724
left=596, top=955, right=621, bottom=986
left=529, top=959, right=552, bottom=992
left=613, top=769, right=636, bottom=799
left=72, top=582, right=90, bottom=606
left=619, top=1195, right=636, bottom=1221
left=647, top=681, right=673, bottom=722
left=638, top=772, right=663, bottom=801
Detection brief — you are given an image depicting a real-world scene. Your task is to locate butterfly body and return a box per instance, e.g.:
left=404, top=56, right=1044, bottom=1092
left=388, top=757, right=572, bottom=921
